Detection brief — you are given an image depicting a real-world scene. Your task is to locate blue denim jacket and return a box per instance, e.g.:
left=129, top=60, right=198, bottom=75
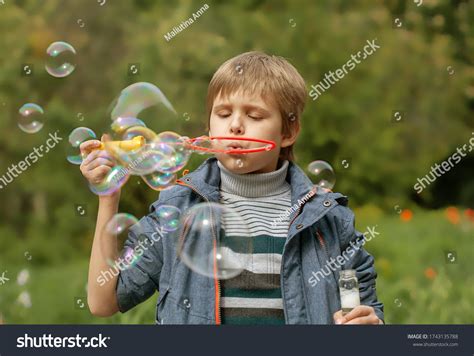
left=116, top=158, right=384, bottom=324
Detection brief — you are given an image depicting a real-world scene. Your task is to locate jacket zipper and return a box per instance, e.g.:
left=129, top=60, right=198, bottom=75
left=177, top=179, right=221, bottom=325
left=316, top=229, right=329, bottom=261
left=287, top=186, right=317, bottom=227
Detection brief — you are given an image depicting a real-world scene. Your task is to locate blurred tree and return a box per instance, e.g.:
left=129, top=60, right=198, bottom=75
left=0, top=0, right=472, bottom=266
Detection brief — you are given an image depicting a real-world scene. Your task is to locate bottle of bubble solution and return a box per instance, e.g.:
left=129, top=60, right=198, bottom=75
left=339, top=269, right=360, bottom=316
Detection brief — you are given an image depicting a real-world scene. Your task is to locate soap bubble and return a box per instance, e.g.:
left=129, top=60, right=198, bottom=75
left=89, top=165, right=129, bottom=196
left=148, top=140, right=178, bottom=174
left=67, top=127, right=96, bottom=165
left=110, top=82, right=177, bottom=136
left=110, top=82, right=176, bottom=119
left=155, top=131, right=191, bottom=173
left=191, top=137, right=229, bottom=153
left=177, top=203, right=252, bottom=280
left=108, top=126, right=161, bottom=175
left=141, top=171, right=176, bottom=191
left=307, top=160, right=336, bottom=190
left=154, top=205, right=181, bottom=232
left=111, top=117, right=146, bottom=134
left=121, top=125, right=157, bottom=142
left=187, top=136, right=216, bottom=155
left=107, top=82, right=180, bottom=174
left=18, top=103, right=44, bottom=134
left=122, top=140, right=175, bottom=176
left=102, top=213, right=146, bottom=269
left=45, top=41, right=76, bottom=78
left=83, top=82, right=188, bottom=193
left=110, top=132, right=176, bottom=176
left=101, top=127, right=155, bottom=175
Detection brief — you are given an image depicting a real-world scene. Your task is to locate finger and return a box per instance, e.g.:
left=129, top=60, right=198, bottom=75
left=85, top=158, right=115, bottom=171
left=83, top=150, right=113, bottom=165
left=81, top=150, right=100, bottom=165
left=101, top=133, right=112, bottom=142
left=80, top=140, right=102, bottom=155
left=333, top=310, right=346, bottom=325
left=88, top=166, right=112, bottom=184
left=343, top=306, right=373, bottom=322
left=344, top=315, right=380, bottom=325
left=89, top=152, right=115, bottom=165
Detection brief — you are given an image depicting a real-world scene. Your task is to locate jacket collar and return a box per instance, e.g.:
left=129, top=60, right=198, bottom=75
left=176, top=157, right=348, bottom=234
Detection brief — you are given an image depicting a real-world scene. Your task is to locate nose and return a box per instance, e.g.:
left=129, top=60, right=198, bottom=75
left=229, top=114, right=245, bottom=135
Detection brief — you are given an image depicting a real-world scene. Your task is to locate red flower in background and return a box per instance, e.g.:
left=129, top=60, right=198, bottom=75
left=400, top=209, right=413, bottom=222
left=445, top=207, right=460, bottom=225
left=464, top=208, right=474, bottom=223
left=424, top=267, right=437, bottom=280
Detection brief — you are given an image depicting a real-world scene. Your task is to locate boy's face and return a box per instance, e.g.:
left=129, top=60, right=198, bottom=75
left=209, top=90, right=298, bottom=174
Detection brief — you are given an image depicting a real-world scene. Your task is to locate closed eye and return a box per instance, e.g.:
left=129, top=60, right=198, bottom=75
left=217, top=112, right=231, bottom=118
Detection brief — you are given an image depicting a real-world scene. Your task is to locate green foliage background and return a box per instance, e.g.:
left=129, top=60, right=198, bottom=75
left=0, top=0, right=472, bottom=324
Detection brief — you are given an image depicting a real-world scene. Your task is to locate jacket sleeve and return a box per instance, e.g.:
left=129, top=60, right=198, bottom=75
left=115, top=213, right=164, bottom=313
left=338, top=209, right=384, bottom=323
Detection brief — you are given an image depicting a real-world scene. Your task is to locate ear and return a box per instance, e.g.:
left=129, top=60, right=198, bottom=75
left=281, top=121, right=300, bottom=148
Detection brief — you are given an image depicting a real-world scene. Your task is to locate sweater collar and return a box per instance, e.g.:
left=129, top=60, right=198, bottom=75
left=217, top=160, right=290, bottom=198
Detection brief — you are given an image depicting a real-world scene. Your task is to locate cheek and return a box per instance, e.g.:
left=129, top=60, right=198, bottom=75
left=208, top=116, right=220, bottom=134
left=264, top=116, right=283, bottom=134
left=256, top=121, right=283, bottom=140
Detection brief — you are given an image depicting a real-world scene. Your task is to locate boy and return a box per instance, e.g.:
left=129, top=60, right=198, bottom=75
left=80, top=51, right=384, bottom=325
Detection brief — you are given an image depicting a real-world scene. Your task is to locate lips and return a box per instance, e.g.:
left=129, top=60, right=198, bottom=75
left=226, top=142, right=246, bottom=150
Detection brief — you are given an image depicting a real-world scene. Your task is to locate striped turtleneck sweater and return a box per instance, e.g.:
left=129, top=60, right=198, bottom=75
left=218, top=160, right=292, bottom=325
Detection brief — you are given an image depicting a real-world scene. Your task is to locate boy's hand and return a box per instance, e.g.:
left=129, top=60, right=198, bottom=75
left=333, top=306, right=382, bottom=325
left=80, top=135, right=116, bottom=186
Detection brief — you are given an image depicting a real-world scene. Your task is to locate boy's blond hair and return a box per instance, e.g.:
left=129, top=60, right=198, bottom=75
left=206, top=51, right=306, bottom=161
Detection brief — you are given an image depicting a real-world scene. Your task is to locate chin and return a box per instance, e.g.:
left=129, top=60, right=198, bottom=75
left=216, top=154, right=274, bottom=174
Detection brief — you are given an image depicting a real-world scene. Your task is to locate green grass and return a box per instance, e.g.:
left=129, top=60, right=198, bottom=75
left=354, top=206, right=474, bottom=324
left=0, top=208, right=472, bottom=324
left=0, top=260, right=157, bottom=324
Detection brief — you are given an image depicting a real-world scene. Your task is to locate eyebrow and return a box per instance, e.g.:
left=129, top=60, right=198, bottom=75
left=212, top=104, right=231, bottom=111
left=213, top=103, right=271, bottom=116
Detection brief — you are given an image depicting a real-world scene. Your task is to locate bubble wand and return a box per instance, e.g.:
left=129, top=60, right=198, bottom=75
left=184, top=136, right=276, bottom=154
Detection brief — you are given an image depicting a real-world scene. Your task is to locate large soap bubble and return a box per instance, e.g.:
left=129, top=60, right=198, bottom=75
left=110, top=82, right=176, bottom=135
left=141, top=171, right=176, bottom=191
left=177, top=203, right=252, bottom=280
left=106, top=83, right=190, bottom=176
left=101, top=213, right=147, bottom=270
left=89, top=165, right=129, bottom=196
